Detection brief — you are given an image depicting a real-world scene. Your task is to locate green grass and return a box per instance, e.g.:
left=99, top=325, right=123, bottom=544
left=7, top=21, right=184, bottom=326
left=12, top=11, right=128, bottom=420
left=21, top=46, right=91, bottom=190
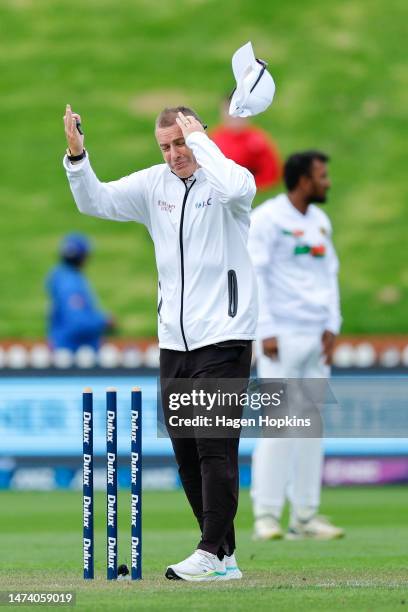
left=0, top=487, right=407, bottom=610
left=0, top=0, right=407, bottom=337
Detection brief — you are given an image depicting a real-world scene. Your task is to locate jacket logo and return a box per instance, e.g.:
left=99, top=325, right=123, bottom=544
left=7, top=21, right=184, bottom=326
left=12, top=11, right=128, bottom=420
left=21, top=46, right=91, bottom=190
left=158, top=200, right=176, bottom=213
left=195, top=197, right=212, bottom=209
left=294, top=244, right=326, bottom=257
left=282, top=228, right=304, bottom=237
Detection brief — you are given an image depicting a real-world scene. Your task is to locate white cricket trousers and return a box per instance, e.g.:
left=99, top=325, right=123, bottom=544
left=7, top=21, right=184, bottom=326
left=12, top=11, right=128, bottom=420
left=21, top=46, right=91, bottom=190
left=251, top=333, right=329, bottom=521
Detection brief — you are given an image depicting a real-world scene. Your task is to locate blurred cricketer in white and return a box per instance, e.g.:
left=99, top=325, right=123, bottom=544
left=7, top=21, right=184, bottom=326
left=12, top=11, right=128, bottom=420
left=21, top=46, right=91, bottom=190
left=63, top=104, right=257, bottom=581
left=249, top=150, right=345, bottom=541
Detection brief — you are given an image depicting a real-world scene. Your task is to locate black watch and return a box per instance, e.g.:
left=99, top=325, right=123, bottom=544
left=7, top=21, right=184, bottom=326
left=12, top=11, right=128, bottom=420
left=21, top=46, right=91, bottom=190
left=67, top=149, right=87, bottom=162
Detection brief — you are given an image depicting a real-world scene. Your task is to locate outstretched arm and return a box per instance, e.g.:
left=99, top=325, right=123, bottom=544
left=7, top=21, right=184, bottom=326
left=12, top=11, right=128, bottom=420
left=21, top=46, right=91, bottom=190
left=63, top=105, right=150, bottom=227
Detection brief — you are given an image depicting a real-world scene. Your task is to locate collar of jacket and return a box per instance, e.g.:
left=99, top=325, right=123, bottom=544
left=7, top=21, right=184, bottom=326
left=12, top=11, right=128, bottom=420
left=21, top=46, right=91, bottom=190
left=168, top=166, right=206, bottom=186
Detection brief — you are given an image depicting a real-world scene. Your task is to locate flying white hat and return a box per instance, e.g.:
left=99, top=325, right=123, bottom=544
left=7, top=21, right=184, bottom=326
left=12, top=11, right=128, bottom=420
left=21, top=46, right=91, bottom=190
left=229, top=42, right=275, bottom=118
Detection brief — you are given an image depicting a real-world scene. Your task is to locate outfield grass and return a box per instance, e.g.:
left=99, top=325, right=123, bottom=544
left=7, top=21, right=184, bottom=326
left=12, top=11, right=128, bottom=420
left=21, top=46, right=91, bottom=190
left=1, top=0, right=407, bottom=338
left=0, top=487, right=407, bottom=610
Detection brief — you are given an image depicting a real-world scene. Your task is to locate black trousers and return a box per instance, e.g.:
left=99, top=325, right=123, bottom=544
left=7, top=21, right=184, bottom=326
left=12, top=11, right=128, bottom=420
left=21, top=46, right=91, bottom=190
left=160, top=340, right=252, bottom=557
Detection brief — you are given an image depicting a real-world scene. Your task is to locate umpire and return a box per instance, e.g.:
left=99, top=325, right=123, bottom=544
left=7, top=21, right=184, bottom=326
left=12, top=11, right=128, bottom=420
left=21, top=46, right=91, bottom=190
left=63, top=104, right=258, bottom=581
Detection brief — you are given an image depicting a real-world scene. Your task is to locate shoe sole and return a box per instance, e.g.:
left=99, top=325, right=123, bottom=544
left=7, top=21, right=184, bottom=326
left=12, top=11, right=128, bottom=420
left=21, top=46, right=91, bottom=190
left=285, top=532, right=345, bottom=541
left=252, top=532, right=283, bottom=541
left=165, top=567, right=227, bottom=582
left=222, top=569, right=243, bottom=580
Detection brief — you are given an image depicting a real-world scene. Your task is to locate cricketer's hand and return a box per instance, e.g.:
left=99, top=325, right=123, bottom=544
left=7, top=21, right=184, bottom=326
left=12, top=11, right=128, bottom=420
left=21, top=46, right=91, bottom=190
left=262, top=337, right=278, bottom=360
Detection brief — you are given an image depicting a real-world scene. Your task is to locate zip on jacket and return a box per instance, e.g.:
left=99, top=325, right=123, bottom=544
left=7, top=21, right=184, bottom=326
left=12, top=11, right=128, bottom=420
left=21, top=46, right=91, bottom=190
left=158, top=281, right=163, bottom=322
left=178, top=178, right=196, bottom=351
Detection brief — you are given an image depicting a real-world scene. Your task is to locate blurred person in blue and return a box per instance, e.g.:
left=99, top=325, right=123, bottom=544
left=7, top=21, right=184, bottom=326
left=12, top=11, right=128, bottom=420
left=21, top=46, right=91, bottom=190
left=46, top=233, right=115, bottom=350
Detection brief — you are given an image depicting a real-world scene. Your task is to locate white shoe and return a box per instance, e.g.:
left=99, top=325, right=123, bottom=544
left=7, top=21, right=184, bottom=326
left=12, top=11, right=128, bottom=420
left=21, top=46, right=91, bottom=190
left=165, top=549, right=226, bottom=581
left=222, top=553, right=242, bottom=580
left=286, top=515, right=345, bottom=540
left=253, top=515, right=283, bottom=541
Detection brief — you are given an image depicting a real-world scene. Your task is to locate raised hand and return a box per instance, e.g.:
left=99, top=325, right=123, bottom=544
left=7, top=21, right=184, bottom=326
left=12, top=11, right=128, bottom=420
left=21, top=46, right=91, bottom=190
left=175, top=111, right=205, bottom=139
left=63, top=104, right=84, bottom=155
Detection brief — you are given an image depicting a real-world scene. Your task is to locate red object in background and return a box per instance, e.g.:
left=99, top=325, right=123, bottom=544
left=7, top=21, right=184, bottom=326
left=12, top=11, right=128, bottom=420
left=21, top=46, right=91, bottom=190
left=211, top=126, right=282, bottom=190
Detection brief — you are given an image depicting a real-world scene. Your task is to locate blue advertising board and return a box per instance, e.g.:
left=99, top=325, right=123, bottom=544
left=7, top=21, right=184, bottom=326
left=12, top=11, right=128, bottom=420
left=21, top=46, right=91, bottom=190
left=0, top=376, right=408, bottom=457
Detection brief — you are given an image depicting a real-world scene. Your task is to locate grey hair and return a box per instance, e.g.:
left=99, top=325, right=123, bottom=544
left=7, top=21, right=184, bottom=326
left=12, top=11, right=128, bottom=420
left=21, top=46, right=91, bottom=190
left=155, top=106, right=204, bottom=129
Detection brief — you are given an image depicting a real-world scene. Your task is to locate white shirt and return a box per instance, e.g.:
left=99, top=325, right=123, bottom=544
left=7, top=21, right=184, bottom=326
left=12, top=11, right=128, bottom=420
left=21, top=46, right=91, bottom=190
left=248, top=193, right=341, bottom=339
left=64, top=132, right=258, bottom=351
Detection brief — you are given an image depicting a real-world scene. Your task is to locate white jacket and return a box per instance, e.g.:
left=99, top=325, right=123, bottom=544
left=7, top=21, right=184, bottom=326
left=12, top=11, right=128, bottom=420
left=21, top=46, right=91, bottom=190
left=64, top=132, right=258, bottom=351
left=249, top=193, right=341, bottom=339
